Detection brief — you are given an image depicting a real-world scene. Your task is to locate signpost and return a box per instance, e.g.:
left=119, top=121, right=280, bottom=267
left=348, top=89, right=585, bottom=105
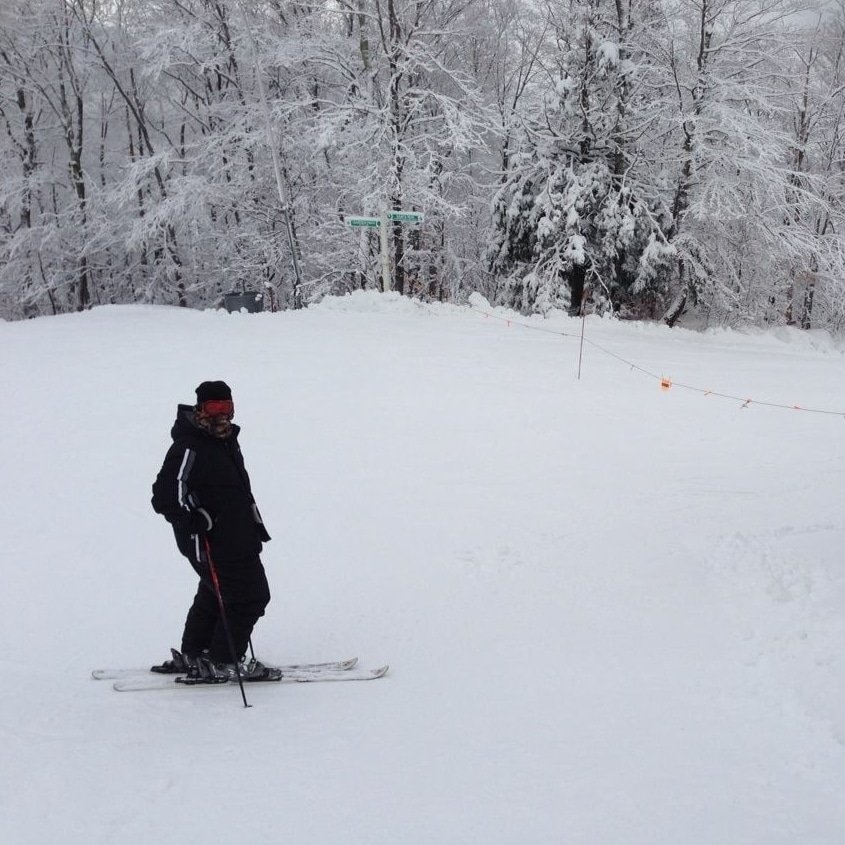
left=345, top=209, right=424, bottom=292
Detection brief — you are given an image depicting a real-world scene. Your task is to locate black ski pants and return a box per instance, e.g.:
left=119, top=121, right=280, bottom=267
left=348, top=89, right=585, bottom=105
left=179, top=549, right=271, bottom=663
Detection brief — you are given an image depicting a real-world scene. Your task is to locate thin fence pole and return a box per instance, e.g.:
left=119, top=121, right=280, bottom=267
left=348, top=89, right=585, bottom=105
left=577, top=287, right=588, bottom=380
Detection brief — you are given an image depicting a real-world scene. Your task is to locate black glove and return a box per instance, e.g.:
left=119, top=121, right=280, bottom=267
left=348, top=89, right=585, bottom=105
left=184, top=507, right=213, bottom=535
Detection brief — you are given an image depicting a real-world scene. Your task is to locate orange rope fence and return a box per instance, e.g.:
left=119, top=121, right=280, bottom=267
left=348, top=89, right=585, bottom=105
left=471, top=306, right=845, bottom=418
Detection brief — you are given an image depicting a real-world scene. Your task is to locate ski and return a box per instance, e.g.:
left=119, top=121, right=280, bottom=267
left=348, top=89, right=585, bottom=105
left=112, top=664, right=388, bottom=692
left=92, top=656, right=358, bottom=681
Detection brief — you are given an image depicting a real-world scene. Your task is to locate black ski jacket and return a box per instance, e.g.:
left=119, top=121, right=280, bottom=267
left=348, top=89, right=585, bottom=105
left=151, top=404, right=271, bottom=563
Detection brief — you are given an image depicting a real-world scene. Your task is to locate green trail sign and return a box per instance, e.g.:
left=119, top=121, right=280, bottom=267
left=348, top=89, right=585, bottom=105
left=344, top=208, right=425, bottom=292
left=386, top=210, right=424, bottom=223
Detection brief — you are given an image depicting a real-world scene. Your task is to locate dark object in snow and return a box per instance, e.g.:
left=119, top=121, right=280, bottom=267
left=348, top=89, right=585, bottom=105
left=223, top=291, right=263, bottom=313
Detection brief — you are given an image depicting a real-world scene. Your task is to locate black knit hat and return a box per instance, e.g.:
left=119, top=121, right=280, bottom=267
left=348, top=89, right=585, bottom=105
left=195, top=380, right=232, bottom=404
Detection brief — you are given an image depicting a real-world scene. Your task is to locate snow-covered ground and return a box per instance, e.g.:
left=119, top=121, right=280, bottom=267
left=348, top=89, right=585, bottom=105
left=1, top=292, right=844, bottom=844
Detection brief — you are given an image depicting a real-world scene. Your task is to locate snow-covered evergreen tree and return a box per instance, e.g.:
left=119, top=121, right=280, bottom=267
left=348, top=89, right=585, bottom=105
left=488, top=0, right=673, bottom=317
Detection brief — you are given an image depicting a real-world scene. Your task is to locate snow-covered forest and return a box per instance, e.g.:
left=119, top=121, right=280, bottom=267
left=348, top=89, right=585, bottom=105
left=2, top=0, right=845, bottom=329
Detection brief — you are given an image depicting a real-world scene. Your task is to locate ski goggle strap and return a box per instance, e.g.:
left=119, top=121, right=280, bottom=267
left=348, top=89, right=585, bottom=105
left=199, top=399, right=234, bottom=417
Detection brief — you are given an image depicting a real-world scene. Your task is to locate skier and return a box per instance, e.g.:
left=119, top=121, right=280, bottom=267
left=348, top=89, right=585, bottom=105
left=150, top=380, right=275, bottom=682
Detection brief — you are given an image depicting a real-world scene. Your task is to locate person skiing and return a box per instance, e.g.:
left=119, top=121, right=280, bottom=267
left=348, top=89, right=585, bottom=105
left=150, top=380, right=275, bottom=682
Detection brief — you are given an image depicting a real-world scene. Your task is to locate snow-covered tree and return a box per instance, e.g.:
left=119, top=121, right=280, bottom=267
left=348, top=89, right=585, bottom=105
left=488, top=0, right=674, bottom=316
left=652, top=0, right=815, bottom=327
left=0, top=0, right=107, bottom=316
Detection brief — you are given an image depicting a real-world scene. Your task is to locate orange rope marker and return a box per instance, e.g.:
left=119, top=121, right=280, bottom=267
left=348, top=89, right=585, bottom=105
left=468, top=304, right=845, bottom=418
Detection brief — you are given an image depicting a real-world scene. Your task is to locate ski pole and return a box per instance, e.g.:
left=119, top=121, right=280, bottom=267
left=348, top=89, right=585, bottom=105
left=203, top=536, right=250, bottom=708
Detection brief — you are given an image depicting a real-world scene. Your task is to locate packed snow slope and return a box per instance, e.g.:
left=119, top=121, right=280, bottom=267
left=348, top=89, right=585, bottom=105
left=1, top=292, right=844, bottom=845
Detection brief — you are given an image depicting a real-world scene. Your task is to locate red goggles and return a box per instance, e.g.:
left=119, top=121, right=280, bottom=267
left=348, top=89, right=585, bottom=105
left=199, top=399, right=234, bottom=417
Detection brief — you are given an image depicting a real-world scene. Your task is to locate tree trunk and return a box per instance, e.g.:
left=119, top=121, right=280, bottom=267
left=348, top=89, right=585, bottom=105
left=664, top=261, right=688, bottom=327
